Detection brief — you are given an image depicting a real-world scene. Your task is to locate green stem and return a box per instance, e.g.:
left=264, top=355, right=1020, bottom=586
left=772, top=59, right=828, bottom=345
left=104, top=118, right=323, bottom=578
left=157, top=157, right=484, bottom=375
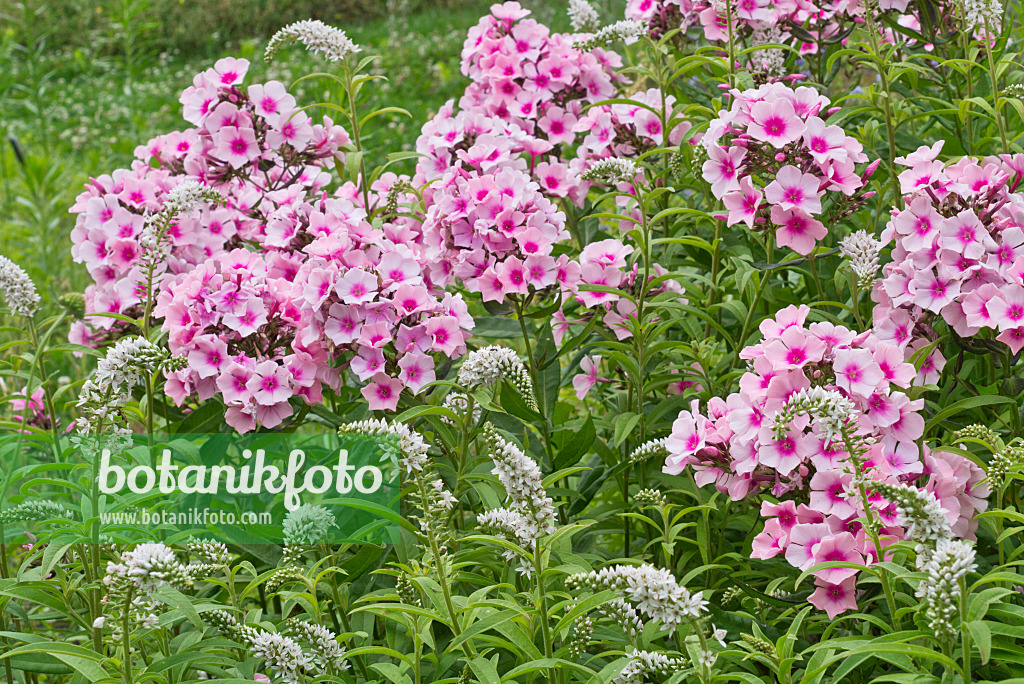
left=960, top=576, right=971, bottom=681
left=416, top=477, right=473, bottom=660
left=704, top=220, right=724, bottom=337
left=983, top=20, right=1009, bottom=153
left=0, top=610, right=13, bottom=684
left=343, top=66, right=372, bottom=212
left=729, top=232, right=774, bottom=373
left=864, top=6, right=903, bottom=210
left=534, top=540, right=555, bottom=683
left=27, top=318, right=63, bottom=463
left=121, top=588, right=135, bottom=684
left=846, top=436, right=901, bottom=630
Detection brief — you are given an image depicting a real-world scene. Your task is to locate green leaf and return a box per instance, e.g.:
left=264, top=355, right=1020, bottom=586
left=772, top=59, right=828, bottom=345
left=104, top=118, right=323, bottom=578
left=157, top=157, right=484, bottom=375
left=154, top=586, right=203, bottom=630
left=925, top=395, right=1016, bottom=436
left=967, top=620, right=992, bottom=665
left=449, top=608, right=520, bottom=651
left=0, top=643, right=110, bottom=683
left=613, top=412, right=642, bottom=447
left=498, top=383, right=542, bottom=423
left=552, top=415, right=595, bottom=470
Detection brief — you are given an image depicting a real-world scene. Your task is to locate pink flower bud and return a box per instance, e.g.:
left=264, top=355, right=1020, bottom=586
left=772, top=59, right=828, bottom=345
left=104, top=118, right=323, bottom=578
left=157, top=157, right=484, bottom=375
left=775, top=153, right=787, bottom=162
left=861, top=158, right=881, bottom=181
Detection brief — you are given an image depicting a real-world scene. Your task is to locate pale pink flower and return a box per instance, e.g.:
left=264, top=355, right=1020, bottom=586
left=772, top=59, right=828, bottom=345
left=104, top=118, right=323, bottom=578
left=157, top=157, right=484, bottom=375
left=833, top=348, right=885, bottom=398
left=362, top=373, right=403, bottom=411
left=747, top=97, right=806, bottom=148
left=703, top=145, right=746, bottom=198
left=770, top=206, right=826, bottom=255
left=808, top=576, right=857, bottom=619
left=810, top=532, right=864, bottom=584
left=764, top=165, right=822, bottom=214
left=722, top=176, right=762, bottom=228
left=572, top=354, right=610, bottom=399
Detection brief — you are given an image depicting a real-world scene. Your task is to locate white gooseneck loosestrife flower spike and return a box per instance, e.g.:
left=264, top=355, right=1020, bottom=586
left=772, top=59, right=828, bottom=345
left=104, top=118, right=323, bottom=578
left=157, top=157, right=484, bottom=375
left=857, top=478, right=952, bottom=547
left=265, top=20, right=361, bottom=64
left=567, top=564, right=708, bottom=635
left=582, top=158, right=639, bottom=185
left=839, top=230, right=882, bottom=289
left=572, top=20, right=646, bottom=49
left=568, top=0, right=600, bottom=32
left=915, top=539, right=976, bottom=643
left=0, top=255, right=41, bottom=317
left=457, top=345, right=537, bottom=409
left=772, top=387, right=857, bottom=448
left=339, top=417, right=428, bottom=473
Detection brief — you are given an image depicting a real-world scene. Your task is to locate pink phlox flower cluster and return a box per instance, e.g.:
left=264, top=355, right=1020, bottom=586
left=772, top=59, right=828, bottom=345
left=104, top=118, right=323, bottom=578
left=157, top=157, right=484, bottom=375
left=702, top=83, right=874, bottom=255
left=155, top=249, right=318, bottom=432
left=660, top=304, right=988, bottom=617
left=663, top=304, right=922, bottom=498
left=287, top=209, right=475, bottom=412
left=69, top=57, right=348, bottom=347
left=422, top=3, right=692, bottom=213
left=460, top=3, right=621, bottom=126
left=873, top=142, right=1024, bottom=370
left=421, top=162, right=571, bottom=301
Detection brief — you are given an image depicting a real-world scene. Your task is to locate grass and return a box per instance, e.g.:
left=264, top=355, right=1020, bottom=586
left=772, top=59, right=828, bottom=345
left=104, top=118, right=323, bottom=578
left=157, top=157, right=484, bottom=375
left=0, top=0, right=574, bottom=298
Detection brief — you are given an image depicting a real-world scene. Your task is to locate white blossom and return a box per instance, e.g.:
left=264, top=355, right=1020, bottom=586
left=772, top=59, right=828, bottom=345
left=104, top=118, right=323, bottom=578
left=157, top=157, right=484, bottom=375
left=476, top=426, right=558, bottom=577
left=287, top=619, right=348, bottom=674
left=431, top=479, right=458, bottom=510
left=915, top=539, right=976, bottom=642
left=959, top=0, right=1003, bottom=28
left=582, top=158, right=639, bottom=185
left=457, top=346, right=536, bottom=408
left=101, top=543, right=194, bottom=639
left=187, top=539, right=231, bottom=565
left=568, top=0, right=600, bottom=32
left=772, top=387, right=858, bottom=448
left=567, top=564, right=707, bottom=634
left=613, top=649, right=688, bottom=684
left=251, top=631, right=311, bottom=684
left=266, top=20, right=361, bottom=64
left=105, top=543, right=192, bottom=594
left=573, top=20, right=647, bottom=49
left=339, top=418, right=428, bottom=474
left=0, top=255, right=40, bottom=317
left=749, top=25, right=787, bottom=76
left=839, top=230, right=882, bottom=289
left=860, top=479, right=952, bottom=546
left=481, top=424, right=556, bottom=537
left=596, top=597, right=645, bottom=638
left=76, top=337, right=173, bottom=435
left=441, top=391, right=481, bottom=426
left=628, top=437, right=668, bottom=464
left=1004, top=83, right=1024, bottom=99
left=164, top=179, right=222, bottom=216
